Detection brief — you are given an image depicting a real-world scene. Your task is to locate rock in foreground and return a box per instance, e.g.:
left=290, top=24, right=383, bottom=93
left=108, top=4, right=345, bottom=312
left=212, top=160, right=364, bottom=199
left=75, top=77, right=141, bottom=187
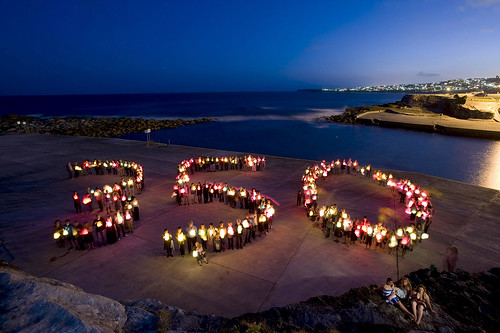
left=1, top=262, right=498, bottom=332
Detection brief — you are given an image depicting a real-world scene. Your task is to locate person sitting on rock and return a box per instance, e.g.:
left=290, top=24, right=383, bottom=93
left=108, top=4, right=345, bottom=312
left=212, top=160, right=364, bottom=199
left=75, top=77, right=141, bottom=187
left=410, top=284, right=436, bottom=325
left=381, top=278, right=415, bottom=320
left=396, top=277, right=412, bottom=306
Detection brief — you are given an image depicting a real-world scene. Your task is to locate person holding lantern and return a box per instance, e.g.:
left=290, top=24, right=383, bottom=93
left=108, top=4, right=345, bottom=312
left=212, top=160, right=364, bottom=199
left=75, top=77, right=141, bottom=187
left=193, top=241, right=208, bottom=266
left=73, top=191, right=82, bottom=214
left=218, top=221, right=226, bottom=251
left=235, top=219, right=244, bottom=249
left=226, top=221, right=235, bottom=250
left=62, top=219, right=77, bottom=250
left=207, top=223, right=216, bottom=252
left=176, top=227, right=186, bottom=256
left=105, top=215, right=117, bottom=245
left=185, top=221, right=197, bottom=253
left=94, top=187, right=104, bottom=212
left=114, top=211, right=127, bottom=239
left=163, top=229, right=173, bottom=257
left=198, top=224, right=208, bottom=250
left=53, top=220, right=65, bottom=248
left=93, top=214, right=106, bottom=247
left=82, top=221, right=95, bottom=250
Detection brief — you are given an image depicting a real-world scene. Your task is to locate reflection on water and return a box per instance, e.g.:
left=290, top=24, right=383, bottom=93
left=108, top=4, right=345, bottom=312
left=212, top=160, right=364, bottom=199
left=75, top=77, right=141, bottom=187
left=475, top=142, right=500, bottom=190
left=123, top=120, right=500, bottom=191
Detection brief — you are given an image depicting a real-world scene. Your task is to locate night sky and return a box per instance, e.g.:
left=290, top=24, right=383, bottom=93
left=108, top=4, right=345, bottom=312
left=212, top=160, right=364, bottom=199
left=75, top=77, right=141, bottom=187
left=1, top=0, right=499, bottom=95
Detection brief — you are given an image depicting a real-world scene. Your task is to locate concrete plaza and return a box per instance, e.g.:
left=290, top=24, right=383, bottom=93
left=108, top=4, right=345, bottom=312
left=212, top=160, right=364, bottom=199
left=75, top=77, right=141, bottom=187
left=0, top=134, right=499, bottom=318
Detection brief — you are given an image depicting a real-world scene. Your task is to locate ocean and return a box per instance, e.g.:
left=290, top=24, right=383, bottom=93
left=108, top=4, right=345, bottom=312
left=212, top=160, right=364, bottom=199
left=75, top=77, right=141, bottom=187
left=1, top=91, right=499, bottom=190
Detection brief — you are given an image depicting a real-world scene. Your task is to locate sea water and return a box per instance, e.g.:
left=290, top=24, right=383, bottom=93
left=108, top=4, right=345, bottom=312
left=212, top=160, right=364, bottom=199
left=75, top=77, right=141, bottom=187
left=1, top=91, right=499, bottom=190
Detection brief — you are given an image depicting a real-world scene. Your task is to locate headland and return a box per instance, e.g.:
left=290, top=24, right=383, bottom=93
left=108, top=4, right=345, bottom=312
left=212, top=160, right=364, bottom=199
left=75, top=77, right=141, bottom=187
left=323, top=93, right=500, bottom=140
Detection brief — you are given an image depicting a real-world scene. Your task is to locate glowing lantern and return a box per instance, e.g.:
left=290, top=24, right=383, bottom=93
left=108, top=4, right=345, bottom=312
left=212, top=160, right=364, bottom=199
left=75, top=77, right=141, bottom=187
left=53, top=232, right=61, bottom=239
left=237, top=225, right=243, bottom=234
left=209, top=229, right=214, bottom=237
left=80, top=228, right=89, bottom=236
left=117, top=214, right=124, bottom=224
left=192, top=250, right=198, bottom=257
left=381, top=229, right=387, bottom=236
left=410, top=233, right=417, bottom=240
left=220, top=229, right=226, bottom=238
left=227, top=226, right=234, bottom=236
left=259, top=215, right=267, bottom=223
left=96, top=221, right=103, bottom=228
left=308, top=210, right=313, bottom=217
left=388, top=235, right=398, bottom=248
left=336, top=221, right=341, bottom=228
left=375, top=232, right=383, bottom=242
left=406, top=226, right=414, bottom=233
left=242, top=220, right=249, bottom=228
left=355, top=229, right=361, bottom=237
left=421, top=233, right=429, bottom=240
left=63, top=229, right=69, bottom=236
left=319, top=208, right=325, bottom=217
left=189, top=229, right=196, bottom=237
left=73, top=194, right=79, bottom=200
left=401, top=236, right=410, bottom=246
left=106, top=218, right=113, bottom=227
left=405, top=207, right=412, bottom=214
left=125, top=212, right=131, bottom=220
left=72, top=229, right=78, bottom=237
left=104, top=185, right=113, bottom=193
left=82, top=196, right=92, bottom=205
left=177, top=233, right=185, bottom=242
left=367, top=226, right=373, bottom=235
left=396, top=228, right=403, bottom=237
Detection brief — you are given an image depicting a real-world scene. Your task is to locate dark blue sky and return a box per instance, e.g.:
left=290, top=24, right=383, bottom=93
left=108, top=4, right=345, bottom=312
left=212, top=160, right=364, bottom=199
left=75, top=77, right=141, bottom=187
left=1, top=0, right=499, bottom=95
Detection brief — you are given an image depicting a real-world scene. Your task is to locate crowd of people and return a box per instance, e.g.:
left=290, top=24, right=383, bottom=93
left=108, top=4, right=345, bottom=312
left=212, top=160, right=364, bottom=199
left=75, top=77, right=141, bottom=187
left=162, top=212, right=273, bottom=265
left=67, top=159, right=144, bottom=181
left=173, top=181, right=272, bottom=212
left=165, top=155, right=275, bottom=265
left=52, top=158, right=144, bottom=250
left=73, top=182, right=141, bottom=215
left=177, top=155, right=266, bottom=175
left=300, top=158, right=434, bottom=253
left=53, top=210, right=138, bottom=250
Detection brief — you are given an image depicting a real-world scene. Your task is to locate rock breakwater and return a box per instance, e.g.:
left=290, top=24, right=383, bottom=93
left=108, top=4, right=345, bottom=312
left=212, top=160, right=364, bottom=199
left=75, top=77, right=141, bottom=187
left=0, top=115, right=212, bottom=138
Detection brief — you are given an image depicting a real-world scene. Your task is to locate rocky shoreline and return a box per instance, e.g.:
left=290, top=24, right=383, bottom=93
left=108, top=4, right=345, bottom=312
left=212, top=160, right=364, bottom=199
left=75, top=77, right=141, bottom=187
left=1, top=262, right=498, bottom=332
left=322, top=94, right=500, bottom=140
left=0, top=114, right=212, bottom=138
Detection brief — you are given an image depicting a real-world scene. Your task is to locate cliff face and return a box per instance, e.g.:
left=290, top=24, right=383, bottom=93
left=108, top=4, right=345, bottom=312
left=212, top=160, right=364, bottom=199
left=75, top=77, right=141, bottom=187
left=1, top=263, right=499, bottom=332
left=400, top=94, right=496, bottom=119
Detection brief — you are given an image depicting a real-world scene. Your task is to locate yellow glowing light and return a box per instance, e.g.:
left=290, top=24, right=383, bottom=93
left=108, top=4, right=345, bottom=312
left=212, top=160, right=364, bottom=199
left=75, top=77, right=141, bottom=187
left=389, top=235, right=398, bottom=248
